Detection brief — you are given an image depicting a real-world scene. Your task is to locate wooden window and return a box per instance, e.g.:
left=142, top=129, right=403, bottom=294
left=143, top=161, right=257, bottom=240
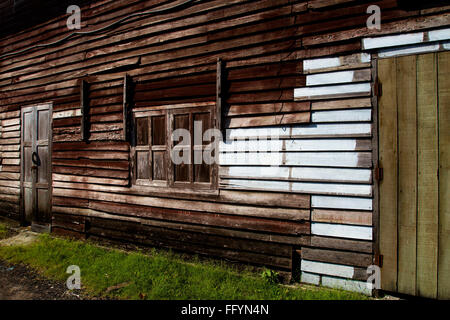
left=132, top=103, right=217, bottom=191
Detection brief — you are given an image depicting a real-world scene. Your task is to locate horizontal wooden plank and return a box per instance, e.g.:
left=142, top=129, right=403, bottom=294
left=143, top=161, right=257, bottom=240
left=52, top=188, right=310, bottom=223
left=302, top=247, right=373, bottom=268
left=312, top=209, right=372, bottom=226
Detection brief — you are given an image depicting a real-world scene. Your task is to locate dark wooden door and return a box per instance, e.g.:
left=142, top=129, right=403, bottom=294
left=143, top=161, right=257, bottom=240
left=21, top=104, right=52, bottom=231
left=378, top=52, right=449, bottom=299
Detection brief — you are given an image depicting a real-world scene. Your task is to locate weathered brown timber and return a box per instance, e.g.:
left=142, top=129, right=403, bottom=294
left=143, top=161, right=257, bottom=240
left=0, top=0, right=449, bottom=295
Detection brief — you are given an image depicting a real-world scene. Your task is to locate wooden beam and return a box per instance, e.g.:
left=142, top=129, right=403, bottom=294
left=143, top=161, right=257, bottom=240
left=216, top=58, right=225, bottom=132
left=80, top=80, right=90, bottom=141
left=122, top=74, right=133, bottom=142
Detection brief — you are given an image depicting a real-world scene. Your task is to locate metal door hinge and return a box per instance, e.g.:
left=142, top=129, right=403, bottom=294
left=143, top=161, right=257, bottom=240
left=374, top=78, right=382, bottom=97
left=374, top=254, right=383, bottom=267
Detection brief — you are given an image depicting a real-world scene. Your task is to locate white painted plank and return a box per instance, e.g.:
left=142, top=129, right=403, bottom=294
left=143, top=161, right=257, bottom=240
left=219, top=152, right=282, bottom=166
left=378, top=43, right=440, bottom=58
left=285, top=139, right=365, bottom=151
left=444, top=41, right=450, bottom=50
left=221, top=138, right=366, bottom=153
left=221, top=179, right=290, bottom=192
left=221, top=166, right=290, bottom=179
left=362, top=32, right=424, bottom=50
left=428, top=28, right=450, bottom=42
left=284, top=152, right=370, bottom=168
left=311, top=222, right=373, bottom=240
left=220, top=139, right=283, bottom=153
left=291, top=182, right=371, bottom=197
left=226, top=123, right=372, bottom=139
left=221, top=166, right=372, bottom=183
left=301, top=260, right=355, bottom=279
left=52, top=109, right=81, bottom=119
left=311, top=109, right=372, bottom=123
left=303, top=53, right=371, bottom=73
left=304, top=57, right=341, bottom=72
left=306, top=71, right=355, bottom=86
left=292, top=167, right=371, bottom=183
left=220, top=152, right=370, bottom=167
left=301, top=272, right=321, bottom=285
left=312, top=195, right=373, bottom=210
left=294, top=83, right=371, bottom=99
left=321, top=276, right=372, bottom=295
left=221, top=179, right=372, bottom=196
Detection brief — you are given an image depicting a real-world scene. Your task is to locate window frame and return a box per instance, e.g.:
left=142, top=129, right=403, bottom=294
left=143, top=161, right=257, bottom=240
left=131, top=102, right=218, bottom=192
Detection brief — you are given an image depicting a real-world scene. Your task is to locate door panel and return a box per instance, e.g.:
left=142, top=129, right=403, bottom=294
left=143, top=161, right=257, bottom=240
left=378, top=58, right=398, bottom=293
left=416, top=53, right=439, bottom=299
left=21, top=104, right=52, bottom=229
left=378, top=52, right=449, bottom=299
left=437, top=51, right=450, bottom=300
left=396, top=55, right=417, bottom=296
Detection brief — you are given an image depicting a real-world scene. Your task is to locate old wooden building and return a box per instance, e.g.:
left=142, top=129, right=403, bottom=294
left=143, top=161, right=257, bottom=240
left=0, top=0, right=448, bottom=298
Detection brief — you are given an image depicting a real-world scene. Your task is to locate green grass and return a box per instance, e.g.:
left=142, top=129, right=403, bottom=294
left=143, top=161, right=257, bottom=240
left=0, top=223, right=9, bottom=239
left=0, top=233, right=369, bottom=300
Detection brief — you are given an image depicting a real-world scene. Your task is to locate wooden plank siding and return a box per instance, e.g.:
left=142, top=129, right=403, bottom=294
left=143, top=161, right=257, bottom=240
left=0, top=0, right=449, bottom=294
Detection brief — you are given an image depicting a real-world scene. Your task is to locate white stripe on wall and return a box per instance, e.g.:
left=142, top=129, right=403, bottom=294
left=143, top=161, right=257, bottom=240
left=219, top=152, right=369, bottom=167
left=221, top=179, right=372, bottom=197
left=221, top=138, right=366, bottom=152
left=301, top=272, right=321, bottom=285
left=362, top=32, right=424, bottom=50
left=311, top=222, right=373, bottom=240
left=428, top=28, right=450, bottom=42
left=321, top=276, right=373, bottom=296
left=378, top=43, right=440, bottom=58
left=222, top=166, right=372, bottom=183
left=304, top=57, right=341, bottom=72
left=306, top=70, right=356, bottom=86
left=226, top=123, right=372, bottom=139
left=294, top=83, right=371, bottom=99
left=311, top=109, right=372, bottom=123
left=312, top=195, right=373, bottom=210
left=301, top=260, right=355, bottom=279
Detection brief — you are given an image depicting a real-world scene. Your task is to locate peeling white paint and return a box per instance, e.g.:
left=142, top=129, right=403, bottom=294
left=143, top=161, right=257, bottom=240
left=294, top=83, right=371, bottom=99
left=312, top=195, right=373, bottom=210
left=362, top=32, right=424, bottom=50
left=311, top=222, right=373, bottom=240
left=306, top=71, right=355, bottom=86
left=301, top=272, right=321, bottom=285
left=428, top=28, right=450, bottom=42
left=301, top=260, right=355, bottom=279
left=321, top=276, right=372, bottom=296
left=311, top=109, right=372, bottom=123
left=378, top=43, right=440, bottom=58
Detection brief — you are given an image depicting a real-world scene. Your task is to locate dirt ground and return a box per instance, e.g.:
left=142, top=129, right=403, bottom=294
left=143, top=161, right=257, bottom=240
left=0, top=260, right=85, bottom=300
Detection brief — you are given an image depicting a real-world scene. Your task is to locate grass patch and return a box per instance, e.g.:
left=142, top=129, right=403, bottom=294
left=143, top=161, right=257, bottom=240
left=0, top=223, right=9, bottom=239
left=0, top=234, right=369, bottom=300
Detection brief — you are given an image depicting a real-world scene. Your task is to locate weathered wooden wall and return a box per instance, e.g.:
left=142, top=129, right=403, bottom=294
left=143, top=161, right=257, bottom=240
left=0, top=0, right=449, bottom=294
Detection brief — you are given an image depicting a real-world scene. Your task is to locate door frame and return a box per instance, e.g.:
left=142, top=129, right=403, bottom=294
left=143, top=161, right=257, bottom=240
left=20, top=102, right=53, bottom=231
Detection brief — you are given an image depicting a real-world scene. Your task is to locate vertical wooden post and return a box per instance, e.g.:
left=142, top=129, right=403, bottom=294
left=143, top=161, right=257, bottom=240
left=215, top=58, right=226, bottom=190
left=80, top=80, right=89, bottom=141
left=378, top=57, right=398, bottom=293
left=123, top=74, right=133, bottom=142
